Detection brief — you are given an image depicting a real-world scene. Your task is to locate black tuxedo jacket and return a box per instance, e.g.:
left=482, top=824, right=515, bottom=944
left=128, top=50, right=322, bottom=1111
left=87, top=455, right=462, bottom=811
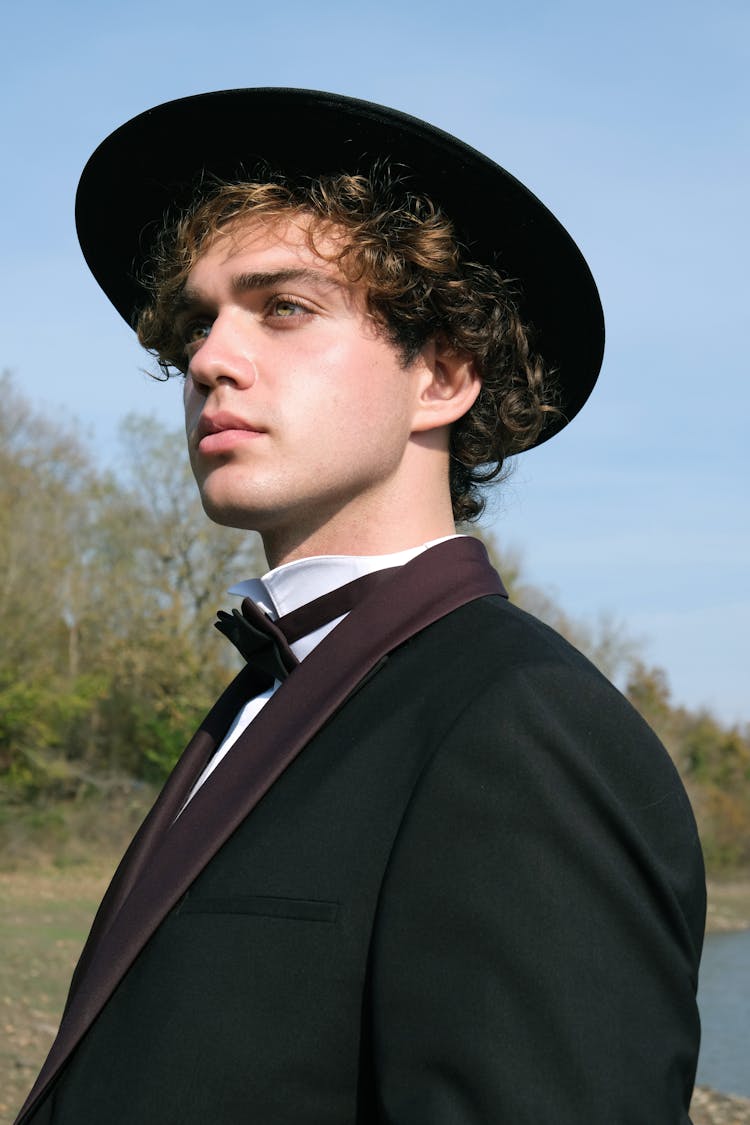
left=17, top=538, right=705, bottom=1124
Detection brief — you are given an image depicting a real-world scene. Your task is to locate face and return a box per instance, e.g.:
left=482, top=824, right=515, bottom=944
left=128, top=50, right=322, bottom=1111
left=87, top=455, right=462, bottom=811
left=179, top=216, right=435, bottom=561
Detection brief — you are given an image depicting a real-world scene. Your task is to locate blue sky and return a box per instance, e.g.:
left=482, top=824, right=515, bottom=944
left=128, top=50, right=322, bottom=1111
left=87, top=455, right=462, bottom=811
left=2, top=0, right=748, bottom=722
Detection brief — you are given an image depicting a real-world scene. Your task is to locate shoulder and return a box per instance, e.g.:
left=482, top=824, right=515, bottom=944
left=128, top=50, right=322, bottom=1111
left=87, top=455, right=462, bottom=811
left=370, top=594, right=705, bottom=1122
left=392, top=592, right=704, bottom=917
left=407, top=591, right=650, bottom=742
left=411, top=590, right=605, bottom=674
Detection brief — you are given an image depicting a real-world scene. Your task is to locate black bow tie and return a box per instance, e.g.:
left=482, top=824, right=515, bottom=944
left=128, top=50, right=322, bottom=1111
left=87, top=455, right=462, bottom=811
left=215, top=567, right=400, bottom=682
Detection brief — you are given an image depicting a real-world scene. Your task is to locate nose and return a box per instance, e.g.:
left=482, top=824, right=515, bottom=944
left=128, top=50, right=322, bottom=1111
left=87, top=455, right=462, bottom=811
left=186, top=311, right=258, bottom=393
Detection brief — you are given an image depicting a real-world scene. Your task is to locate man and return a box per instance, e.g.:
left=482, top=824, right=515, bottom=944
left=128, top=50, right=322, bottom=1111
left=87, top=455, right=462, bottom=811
left=16, top=89, right=705, bottom=1124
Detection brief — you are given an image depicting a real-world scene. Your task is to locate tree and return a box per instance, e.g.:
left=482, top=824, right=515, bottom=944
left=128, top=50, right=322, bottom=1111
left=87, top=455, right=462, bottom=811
left=116, top=414, right=262, bottom=627
left=0, top=374, right=264, bottom=799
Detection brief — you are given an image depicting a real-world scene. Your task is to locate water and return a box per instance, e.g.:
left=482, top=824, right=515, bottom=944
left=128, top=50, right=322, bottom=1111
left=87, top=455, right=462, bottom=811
left=696, top=928, right=750, bottom=1096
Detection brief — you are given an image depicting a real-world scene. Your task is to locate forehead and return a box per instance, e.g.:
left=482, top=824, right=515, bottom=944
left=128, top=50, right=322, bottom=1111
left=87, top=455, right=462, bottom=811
left=191, top=212, right=348, bottom=276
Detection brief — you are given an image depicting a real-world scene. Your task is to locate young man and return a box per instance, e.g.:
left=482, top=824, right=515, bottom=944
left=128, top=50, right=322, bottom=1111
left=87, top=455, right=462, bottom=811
left=16, top=90, right=705, bottom=1124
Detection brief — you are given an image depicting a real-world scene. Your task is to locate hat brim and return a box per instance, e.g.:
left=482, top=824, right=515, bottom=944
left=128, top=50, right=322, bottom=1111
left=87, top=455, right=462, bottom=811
left=75, top=87, right=604, bottom=443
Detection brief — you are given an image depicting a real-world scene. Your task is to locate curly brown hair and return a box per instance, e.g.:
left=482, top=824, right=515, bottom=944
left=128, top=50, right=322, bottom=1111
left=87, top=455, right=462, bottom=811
left=136, top=167, right=558, bottom=522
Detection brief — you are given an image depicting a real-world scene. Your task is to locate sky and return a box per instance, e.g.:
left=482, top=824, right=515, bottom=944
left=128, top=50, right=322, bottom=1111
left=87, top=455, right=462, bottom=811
left=2, top=0, right=748, bottom=723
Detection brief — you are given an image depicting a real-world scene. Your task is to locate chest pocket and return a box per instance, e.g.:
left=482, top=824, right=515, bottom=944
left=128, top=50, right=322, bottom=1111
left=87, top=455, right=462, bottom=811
left=177, top=893, right=339, bottom=923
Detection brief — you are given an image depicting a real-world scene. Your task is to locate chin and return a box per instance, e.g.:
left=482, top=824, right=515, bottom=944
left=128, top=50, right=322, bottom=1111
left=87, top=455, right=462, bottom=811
left=200, top=495, right=263, bottom=532
left=194, top=469, right=266, bottom=531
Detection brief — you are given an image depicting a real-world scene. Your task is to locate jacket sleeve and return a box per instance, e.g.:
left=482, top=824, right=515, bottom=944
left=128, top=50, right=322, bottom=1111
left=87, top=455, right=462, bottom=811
left=368, top=660, right=705, bottom=1124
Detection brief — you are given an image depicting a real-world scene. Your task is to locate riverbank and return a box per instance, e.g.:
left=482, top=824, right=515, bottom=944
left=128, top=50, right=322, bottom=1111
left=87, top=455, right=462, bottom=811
left=706, top=878, right=750, bottom=933
left=692, top=1086, right=750, bottom=1124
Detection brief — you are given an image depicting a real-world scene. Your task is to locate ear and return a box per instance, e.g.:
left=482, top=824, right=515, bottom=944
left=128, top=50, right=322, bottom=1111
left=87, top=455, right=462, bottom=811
left=410, top=338, right=482, bottom=434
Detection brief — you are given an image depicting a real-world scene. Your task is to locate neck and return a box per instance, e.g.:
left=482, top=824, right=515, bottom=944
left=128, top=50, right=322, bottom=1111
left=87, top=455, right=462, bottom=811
left=261, top=439, right=459, bottom=567
left=261, top=505, right=458, bottom=569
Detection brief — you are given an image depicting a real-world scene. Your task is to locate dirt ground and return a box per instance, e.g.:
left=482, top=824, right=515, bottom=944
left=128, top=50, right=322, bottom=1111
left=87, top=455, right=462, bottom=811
left=2, top=868, right=749, bottom=1124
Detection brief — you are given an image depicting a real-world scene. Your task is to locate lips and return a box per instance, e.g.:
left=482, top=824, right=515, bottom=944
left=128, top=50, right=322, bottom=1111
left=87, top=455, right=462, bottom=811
left=196, top=411, right=264, bottom=454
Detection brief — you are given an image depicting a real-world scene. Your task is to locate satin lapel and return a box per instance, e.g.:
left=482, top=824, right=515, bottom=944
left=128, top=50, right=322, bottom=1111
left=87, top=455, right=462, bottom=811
left=15, top=664, right=271, bottom=1124
left=17, top=537, right=503, bottom=1123
left=60, top=663, right=271, bottom=1011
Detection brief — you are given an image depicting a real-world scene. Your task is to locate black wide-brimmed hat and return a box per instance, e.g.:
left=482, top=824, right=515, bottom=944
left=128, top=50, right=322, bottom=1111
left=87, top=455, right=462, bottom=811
left=76, top=88, right=604, bottom=442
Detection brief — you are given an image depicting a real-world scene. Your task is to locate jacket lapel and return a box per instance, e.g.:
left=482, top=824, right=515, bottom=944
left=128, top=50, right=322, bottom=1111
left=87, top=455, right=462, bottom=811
left=60, top=664, right=272, bottom=1011
left=17, top=536, right=504, bottom=1123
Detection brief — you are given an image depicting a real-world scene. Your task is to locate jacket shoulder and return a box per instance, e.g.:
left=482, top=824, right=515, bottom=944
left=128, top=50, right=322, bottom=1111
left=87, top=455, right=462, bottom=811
left=369, top=596, right=705, bottom=1123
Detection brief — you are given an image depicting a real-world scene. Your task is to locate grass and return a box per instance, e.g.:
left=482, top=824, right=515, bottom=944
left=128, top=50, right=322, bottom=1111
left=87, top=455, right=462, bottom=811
left=0, top=867, right=110, bottom=1123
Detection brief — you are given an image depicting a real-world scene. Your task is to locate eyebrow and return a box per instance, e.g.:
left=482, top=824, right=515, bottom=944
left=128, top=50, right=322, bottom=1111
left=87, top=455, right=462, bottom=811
left=175, top=268, right=345, bottom=312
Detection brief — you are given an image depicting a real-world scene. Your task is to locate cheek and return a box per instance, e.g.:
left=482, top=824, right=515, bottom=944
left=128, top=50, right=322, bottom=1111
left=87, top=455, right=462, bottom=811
left=323, top=342, right=413, bottom=420
left=349, top=363, right=416, bottom=443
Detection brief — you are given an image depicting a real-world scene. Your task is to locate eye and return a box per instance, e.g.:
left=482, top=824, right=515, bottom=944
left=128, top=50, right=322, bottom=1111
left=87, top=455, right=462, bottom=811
left=181, top=319, right=212, bottom=356
left=267, top=296, right=312, bottom=320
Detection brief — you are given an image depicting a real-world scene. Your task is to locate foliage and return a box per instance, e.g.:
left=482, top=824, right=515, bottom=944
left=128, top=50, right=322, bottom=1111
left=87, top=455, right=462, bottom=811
left=1, top=374, right=748, bottom=874
left=0, top=371, right=262, bottom=820
left=623, top=662, right=750, bottom=869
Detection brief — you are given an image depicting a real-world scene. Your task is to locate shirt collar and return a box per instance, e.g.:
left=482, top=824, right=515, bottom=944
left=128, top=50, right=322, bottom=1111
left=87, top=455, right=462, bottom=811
left=229, top=534, right=463, bottom=621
